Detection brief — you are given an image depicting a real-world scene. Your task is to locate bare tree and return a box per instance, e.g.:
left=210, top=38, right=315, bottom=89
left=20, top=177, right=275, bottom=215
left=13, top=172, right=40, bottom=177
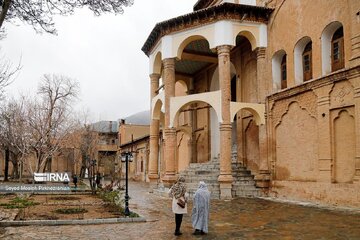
left=0, top=53, right=21, bottom=100
left=0, top=96, right=30, bottom=181
left=27, top=74, right=79, bottom=173
left=0, top=0, right=134, bottom=34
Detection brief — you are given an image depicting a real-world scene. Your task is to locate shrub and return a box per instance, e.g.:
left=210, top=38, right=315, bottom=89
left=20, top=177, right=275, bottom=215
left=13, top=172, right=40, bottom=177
left=55, top=208, right=88, bottom=214
left=0, top=196, right=39, bottom=209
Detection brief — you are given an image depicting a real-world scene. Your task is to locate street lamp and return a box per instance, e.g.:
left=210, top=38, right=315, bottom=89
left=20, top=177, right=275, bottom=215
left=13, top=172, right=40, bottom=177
left=91, top=159, right=97, bottom=193
left=121, top=151, right=133, bottom=216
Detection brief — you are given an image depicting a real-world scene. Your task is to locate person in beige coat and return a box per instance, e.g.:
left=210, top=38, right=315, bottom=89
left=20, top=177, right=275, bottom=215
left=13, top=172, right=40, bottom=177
left=169, top=176, right=188, bottom=236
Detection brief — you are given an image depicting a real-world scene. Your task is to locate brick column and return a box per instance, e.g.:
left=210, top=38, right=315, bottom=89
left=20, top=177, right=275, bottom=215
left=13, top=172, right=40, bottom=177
left=217, top=45, right=233, bottom=199
left=349, top=79, right=360, bottom=183
left=162, top=58, right=177, bottom=186
left=313, top=85, right=333, bottom=182
left=255, top=47, right=270, bottom=188
left=256, top=47, right=267, bottom=102
left=256, top=118, right=270, bottom=188
left=149, top=73, right=160, bottom=188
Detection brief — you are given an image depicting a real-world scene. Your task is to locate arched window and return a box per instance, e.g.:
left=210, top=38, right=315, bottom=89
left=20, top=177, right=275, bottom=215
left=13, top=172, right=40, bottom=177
left=281, top=54, right=287, bottom=89
left=302, top=42, right=312, bottom=81
left=272, top=50, right=286, bottom=91
left=331, top=27, right=344, bottom=72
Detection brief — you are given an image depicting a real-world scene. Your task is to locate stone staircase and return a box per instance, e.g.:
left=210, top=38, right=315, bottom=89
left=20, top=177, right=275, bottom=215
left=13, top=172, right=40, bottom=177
left=179, top=153, right=261, bottom=199
left=179, top=158, right=221, bottom=199
left=231, top=163, right=261, bottom=198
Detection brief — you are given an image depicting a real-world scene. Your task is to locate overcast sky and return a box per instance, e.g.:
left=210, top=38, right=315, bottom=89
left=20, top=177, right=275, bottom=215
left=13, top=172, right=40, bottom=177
left=0, top=0, right=195, bottom=122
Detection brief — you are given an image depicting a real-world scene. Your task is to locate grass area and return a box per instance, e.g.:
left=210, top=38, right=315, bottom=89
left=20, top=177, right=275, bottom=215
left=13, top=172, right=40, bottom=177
left=55, top=207, right=88, bottom=214
left=0, top=196, right=39, bottom=209
left=49, top=196, right=81, bottom=201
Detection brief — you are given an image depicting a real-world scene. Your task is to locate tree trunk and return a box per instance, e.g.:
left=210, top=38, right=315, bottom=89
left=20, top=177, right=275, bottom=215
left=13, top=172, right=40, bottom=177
left=11, top=161, right=19, bottom=179
left=0, top=0, right=12, bottom=30
left=42, top=157, right=52, bottom=172
left=4, top=148, right=9, bottom=181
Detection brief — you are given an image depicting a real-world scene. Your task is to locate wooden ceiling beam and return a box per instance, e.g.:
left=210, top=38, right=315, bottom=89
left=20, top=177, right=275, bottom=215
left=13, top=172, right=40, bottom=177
left=181, top=50, right=218, bottom=63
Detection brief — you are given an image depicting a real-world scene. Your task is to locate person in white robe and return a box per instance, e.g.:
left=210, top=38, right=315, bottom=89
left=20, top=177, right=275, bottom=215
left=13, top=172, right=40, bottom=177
left=191, top=181, right=210, bottom=235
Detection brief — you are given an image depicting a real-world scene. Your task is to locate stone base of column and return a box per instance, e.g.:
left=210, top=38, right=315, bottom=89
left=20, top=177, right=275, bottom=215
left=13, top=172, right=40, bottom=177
left=219, top=182, right=233, bottom=200
left=162, top=174, right=177, bottom=188
left=218, top=174, right=233, bottom=199
left=148, top=174, right=159, bottom=192
left=255, top=170, right=270, bottom=188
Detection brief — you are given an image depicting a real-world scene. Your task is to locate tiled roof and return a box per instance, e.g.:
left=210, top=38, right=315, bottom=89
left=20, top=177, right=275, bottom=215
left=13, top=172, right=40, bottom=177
left=193, top=0, right=213, bottom=11
left=91, top=121, right=118, bottom=133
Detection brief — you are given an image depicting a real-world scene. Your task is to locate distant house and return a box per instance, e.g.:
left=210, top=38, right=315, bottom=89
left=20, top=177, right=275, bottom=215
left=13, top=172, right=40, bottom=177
left=90, top=121, right=119, bottom=177
left=119, top=110, right=150, bottom=182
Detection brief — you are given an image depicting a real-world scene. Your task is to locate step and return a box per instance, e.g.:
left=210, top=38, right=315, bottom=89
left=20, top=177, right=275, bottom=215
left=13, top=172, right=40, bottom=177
left=178, top=159, right=263, bottom=199
left=232, top=189, right=261, bottom=198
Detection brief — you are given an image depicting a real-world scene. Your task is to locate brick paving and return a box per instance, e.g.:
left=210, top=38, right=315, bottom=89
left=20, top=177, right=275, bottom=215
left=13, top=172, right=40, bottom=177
left=1, top=181, right=360, bottom=239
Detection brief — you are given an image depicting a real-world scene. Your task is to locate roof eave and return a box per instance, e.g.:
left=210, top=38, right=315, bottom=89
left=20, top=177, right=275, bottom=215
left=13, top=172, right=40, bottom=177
left=141, top=3, right=274, bottom=57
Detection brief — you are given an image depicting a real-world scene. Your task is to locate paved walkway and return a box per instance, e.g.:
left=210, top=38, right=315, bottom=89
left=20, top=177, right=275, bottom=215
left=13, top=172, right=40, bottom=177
left=1, top=181, right=360, bottom=239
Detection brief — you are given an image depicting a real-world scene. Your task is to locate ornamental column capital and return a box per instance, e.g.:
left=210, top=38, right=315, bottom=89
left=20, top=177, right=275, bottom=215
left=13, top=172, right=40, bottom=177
left=149, top=73, right=161, bottom=80
left=162, top=58, right=176, bottom=69
left=217, top=45, right=232, bottom=56
left=255, top=47, right=266, bottom=59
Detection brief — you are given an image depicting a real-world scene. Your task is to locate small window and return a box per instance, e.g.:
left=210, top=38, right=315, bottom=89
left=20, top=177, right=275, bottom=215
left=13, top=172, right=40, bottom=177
left=303, top=42, right=312, bottom=81
left=331, top=27, right=344, bottom=72
left=281, top=54, right=287, bottom=89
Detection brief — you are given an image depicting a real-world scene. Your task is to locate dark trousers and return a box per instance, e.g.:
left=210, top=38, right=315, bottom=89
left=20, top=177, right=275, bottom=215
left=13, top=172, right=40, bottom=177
left=175, top=214, right=183, bottom=233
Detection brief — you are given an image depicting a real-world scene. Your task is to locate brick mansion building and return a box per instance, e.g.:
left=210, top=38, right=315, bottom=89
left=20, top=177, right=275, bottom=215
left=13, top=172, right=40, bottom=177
left=142, top=0, right=360, bottom=207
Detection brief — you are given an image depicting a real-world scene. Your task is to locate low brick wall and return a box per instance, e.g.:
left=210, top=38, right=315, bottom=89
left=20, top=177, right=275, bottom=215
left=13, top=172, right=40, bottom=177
left=0, top=216, right=146, bottom=227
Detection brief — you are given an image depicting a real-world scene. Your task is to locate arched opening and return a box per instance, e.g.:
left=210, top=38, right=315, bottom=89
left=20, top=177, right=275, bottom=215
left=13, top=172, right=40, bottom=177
left=235, top=30, right=258, bottom=51
left=210, top=64, right=237, bottom=160
left=230, top=34, right=257, bottom=164
left=321, top=21, right=344, bottom=75
left=272, top=50, right=287, bottom=91
left=175, top=37, right=218, bottom=163
left=236, top=109, right=260, bottom=170
left=177, top=35, right=212, bottom=60
left=175, top=80, right=189, bottom=128
left=294, top=36, right=312, bottom=84
left=152, top=99, right=164, bottom=121
left=174, top=100, right=220, bottom=165
left=152, top=51, right=162, bottom=75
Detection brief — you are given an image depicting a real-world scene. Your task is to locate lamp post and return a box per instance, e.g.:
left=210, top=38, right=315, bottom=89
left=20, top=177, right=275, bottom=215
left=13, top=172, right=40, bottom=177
left=121, top=151, right=133, bottom=216
left=91, top=159, right=97, bottom=194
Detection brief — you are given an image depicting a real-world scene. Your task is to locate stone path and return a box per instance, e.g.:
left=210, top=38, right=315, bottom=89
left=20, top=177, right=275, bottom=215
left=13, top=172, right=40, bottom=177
left=1, top=181, right=360, bottom=239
